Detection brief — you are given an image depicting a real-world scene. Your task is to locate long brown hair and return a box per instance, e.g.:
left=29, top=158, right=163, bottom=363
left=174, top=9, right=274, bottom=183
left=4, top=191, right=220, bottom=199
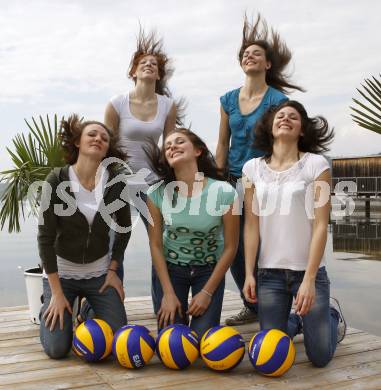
left=60, top=114, right=127, bottom=165
left=128, top=27, right=186, bottom=125
left=254, top=100, right=334, bottom=157
left=239, top=14, right=304, bottom=94
left=128, top=27, right=173, bottom=97
left=146, top=128, right=227, bottom=185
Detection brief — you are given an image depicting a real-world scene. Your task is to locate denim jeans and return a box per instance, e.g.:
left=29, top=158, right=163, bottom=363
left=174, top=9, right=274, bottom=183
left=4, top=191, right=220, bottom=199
left=79, top=228, right=124, bottom=321
left=229, top=179, right=258, bottom=313
left=152, top=262, right=225, bottom=339
left=40, top=275, right=127, bottom=359
left=257, top=266, right=339, bottom=367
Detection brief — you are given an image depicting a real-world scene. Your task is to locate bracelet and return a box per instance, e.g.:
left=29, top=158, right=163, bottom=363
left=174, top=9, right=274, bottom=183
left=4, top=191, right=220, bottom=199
left=108, top=268, right=118, bottom=273
left=201, top=288, right=212, bottom=298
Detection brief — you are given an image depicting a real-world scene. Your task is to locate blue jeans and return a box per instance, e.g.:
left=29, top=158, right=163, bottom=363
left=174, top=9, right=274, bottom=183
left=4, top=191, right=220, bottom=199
left=79, top=228, right=124, bottom=321
left=257, top=266, right=339, bottom=367
left=40, top=275, right=127, bottom=359
left=153, top=263, right=225, bottom=339
left=230, top=196, right=258, bottom=313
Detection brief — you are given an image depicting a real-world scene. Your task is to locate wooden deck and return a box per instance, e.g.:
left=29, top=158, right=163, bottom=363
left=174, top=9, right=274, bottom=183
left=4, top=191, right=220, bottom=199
left=1, top=290, right=381, bottom=390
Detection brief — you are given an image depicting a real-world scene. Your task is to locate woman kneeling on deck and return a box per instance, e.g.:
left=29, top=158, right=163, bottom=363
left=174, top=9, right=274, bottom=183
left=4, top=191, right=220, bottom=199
left=38, top=115, right=131, bottom=359
left=147, top=128, right=239, bottom=338
left=242, top=100, right=346, bottom=367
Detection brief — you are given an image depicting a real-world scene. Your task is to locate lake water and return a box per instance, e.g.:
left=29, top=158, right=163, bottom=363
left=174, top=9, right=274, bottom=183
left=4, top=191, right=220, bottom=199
left=1, top=212, right=380, bottom=337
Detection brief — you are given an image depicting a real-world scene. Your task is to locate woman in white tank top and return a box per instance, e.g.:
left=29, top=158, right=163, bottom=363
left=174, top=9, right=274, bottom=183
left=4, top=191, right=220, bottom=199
left=103, top=29, right=178, bottom=313
left=242, top=100, right=347, bottom=368
left=104, top=29, right=177, bottom=185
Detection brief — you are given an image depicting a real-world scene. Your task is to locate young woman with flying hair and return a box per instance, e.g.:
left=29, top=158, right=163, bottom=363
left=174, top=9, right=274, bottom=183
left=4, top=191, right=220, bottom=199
left=242, top=100, right=346, bottom=367
left=216, top=14, right=304, bottom=326
left=38, top=115, right=131, bottom=359
left=147, top=128, right=239, bottom=337
left=102, top=28, right=180, bottom=313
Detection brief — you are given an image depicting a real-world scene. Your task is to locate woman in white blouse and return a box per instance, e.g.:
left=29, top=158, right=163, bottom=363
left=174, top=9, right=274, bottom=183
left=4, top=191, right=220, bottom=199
left=242, top=100, right=346, bottom=367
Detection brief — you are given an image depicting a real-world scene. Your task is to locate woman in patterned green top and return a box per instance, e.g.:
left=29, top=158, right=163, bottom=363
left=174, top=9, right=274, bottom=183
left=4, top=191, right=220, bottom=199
left=147, top=128, right=239, bottom=337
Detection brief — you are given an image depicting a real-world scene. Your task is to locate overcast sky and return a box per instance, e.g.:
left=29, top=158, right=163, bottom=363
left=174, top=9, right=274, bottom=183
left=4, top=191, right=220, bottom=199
left=1, top=0, right=380, bottom=171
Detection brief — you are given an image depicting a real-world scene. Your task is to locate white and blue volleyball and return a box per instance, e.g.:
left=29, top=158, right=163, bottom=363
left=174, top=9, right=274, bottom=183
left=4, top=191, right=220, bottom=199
left=73, top=319, right=113, bottom=362
left=112, top=324, right=156, bottom=368
left=200, top=325, right=245, bottom=371
left=156, top=324, right=199, bottom=369
left=248, top=329, right=296, bottom=377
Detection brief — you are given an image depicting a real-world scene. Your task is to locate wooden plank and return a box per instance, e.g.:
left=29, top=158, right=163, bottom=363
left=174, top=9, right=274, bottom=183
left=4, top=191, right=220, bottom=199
left=0, top=293, right=380, bottom=389
left=0, top=326, right=39, bottom=341
left=0, top=364, right=100, bottom=387
left=0, top=350, right=50, bottom=365
left=0, top=355, right=83, bottom=375
left=321, top=373, right=381, bottom=389
left=0, top=306, right=28, bottom=313
left=0, top=373, right=107, bottom=390
left=67, top=385, right=114, bottom=390
left=0, top=342, right=42, bottom=356
left=0, top=336, right=40, bottom=349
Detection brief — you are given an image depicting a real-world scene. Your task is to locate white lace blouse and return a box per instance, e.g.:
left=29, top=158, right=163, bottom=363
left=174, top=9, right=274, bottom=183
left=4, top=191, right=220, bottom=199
left=242, top=153, right=330, bottom=271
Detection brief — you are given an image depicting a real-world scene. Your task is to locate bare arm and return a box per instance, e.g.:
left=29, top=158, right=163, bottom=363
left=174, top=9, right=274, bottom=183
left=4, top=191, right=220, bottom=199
left=295, top=169, right=331, bottom=315
left=163, top=103, right=177, bottom=139
left=215, top=105, right=231, bottom=170
left=147, top=198, right=182, bottom=327
left=242, top=175, right=260, bottom=303
left=104, top=102, right=120, bottom=135
left=188, top=200, right=239, bottom=317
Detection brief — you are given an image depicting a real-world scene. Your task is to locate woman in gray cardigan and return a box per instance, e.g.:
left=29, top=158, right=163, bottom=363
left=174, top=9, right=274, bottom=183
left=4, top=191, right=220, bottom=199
left=38, top=114, right=131, bottom=359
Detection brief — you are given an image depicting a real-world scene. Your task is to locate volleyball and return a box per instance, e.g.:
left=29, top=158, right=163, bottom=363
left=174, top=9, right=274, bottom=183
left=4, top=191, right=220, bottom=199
left=156, top=324, right=199, bottom=369
left=248, top=329, right=296, bottom=377
left=112, top=324, right=156, bottom=368
left=200, top=325, right=245, bottom=371
left=73, top=319, right=113, bottom=362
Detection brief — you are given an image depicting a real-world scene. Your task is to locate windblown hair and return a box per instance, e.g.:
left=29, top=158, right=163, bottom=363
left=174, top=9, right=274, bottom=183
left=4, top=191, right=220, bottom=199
left=128, top=27, right=173, bottom=97
left=146, top=128, right=227, bottom=185
left=239, top=14, right=304, bottom=93
left=128, top=27, right=186, bottom=125
left=254, top=100, right=334, bottom=157
left=59, top=114, right=127, bottom=165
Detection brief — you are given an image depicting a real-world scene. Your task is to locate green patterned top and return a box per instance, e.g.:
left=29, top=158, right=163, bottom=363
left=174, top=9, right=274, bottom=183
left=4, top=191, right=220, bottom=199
left=148, top=178, right=237, bottom=266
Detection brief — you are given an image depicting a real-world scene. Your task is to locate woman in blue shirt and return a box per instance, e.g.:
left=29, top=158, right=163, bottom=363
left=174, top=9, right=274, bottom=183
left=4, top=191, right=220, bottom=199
left=216, top=14, right=304, bottom=326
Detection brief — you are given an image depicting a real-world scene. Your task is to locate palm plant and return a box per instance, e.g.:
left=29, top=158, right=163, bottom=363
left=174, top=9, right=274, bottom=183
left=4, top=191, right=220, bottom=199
left=350, top=74, right=381, bottom=135
left=0, top=115, right=65, bottom=233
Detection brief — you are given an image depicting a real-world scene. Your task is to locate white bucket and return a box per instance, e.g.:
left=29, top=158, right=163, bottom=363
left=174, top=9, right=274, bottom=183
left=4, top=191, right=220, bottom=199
left=24, top=267, right=43, bottom=324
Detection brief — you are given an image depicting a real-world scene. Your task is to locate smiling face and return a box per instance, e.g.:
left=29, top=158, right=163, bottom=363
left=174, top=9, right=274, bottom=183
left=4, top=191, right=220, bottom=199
left=132, top=54, right=160, bottom=81
left=272, top=106, right=303, bottom=142
left=241, top=44, right=271, bottom=74
left=76, top=124, right=110, bottom=160
left=164, top=132, right=201, bottom=168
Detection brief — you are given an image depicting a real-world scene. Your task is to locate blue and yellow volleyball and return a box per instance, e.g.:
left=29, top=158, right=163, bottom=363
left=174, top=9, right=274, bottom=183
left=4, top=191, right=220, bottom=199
left=156, top=324, right=199, bottom=369
left=248, top=329, right=296, bottom=377
left=112, top=324, right=156, bottom=368
left=200, top=325, right=245, bottom=371
left=73, top=319, right=113, bottom=362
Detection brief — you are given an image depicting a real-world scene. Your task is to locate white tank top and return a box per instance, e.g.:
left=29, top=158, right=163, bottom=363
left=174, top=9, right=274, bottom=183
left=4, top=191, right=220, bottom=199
left=242, top=153, right=331, bottom=271
left=110, top=92, right=174, bottom=185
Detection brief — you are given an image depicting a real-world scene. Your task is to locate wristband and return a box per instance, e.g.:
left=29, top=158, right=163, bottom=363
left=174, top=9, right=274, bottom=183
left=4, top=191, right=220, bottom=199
left=201, top=288, right=212, bottom=298
left=108, top=268, right=118, bottom=273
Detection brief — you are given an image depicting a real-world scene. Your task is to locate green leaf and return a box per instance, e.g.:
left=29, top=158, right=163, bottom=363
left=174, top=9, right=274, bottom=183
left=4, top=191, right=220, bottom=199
left=0, top=114, right=65, bottom=233
left=351, top=74, right=381, bottom=135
